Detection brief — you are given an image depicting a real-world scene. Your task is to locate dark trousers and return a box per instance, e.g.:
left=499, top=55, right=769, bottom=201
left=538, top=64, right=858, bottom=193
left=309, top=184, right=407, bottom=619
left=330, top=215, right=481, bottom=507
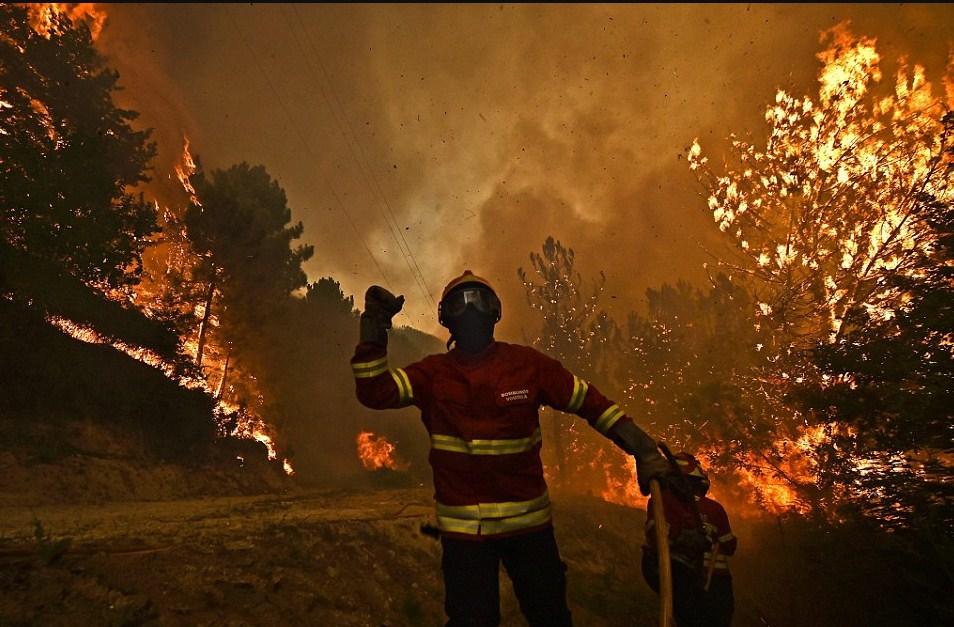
left=441, top=525, right=573, bottom=627
left=642, top=549, right=734, bottom=627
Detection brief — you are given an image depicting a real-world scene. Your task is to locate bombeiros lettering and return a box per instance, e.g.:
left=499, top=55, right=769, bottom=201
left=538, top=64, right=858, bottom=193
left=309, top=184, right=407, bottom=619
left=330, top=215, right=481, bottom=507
left=500, top=388, right=530, bottom=402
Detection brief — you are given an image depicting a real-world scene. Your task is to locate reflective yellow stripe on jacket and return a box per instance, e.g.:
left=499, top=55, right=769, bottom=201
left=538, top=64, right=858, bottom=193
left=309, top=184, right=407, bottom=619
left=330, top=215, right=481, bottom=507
left=436, top=491, right=552, bottom=536
left=352, top=356, right=388, bottom=378
left=430, top=428, right=542, bottom=455
left=704, top=551, right=730, bottom=569
left=566, top=375, right=589, bottom=413
left=390, top=368, right=413, bottom=404
left=352, top=358, right=413, bottom=406
left=594, top=404, right=625, bottom=434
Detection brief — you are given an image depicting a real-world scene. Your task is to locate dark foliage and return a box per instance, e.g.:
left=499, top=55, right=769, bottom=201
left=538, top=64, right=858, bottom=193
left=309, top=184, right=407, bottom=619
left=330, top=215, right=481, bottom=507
left=0, top=299, right=216, bottom=461
left=0, top=243, right=180, bottom=361
left=184, top=162, right=314, bottom=343
left=0, top=4, right=158, bottom=290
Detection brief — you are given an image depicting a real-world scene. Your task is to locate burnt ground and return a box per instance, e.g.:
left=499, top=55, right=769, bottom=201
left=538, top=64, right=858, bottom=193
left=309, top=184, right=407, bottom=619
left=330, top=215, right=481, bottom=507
left=0, top=487, right=943, bottom=627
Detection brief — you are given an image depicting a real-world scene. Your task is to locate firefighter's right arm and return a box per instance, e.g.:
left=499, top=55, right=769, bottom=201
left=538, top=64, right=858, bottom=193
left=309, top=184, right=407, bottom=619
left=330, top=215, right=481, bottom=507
left=352, top=286, right=428, bottom=410
left=352, top=343, right=426, bottom=410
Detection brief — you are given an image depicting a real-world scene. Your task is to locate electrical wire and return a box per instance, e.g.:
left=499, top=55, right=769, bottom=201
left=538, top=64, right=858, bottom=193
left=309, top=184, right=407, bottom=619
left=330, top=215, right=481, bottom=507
left=226, top=7, right=411, bottom=322
left=284, top=4, right=438, bottom=312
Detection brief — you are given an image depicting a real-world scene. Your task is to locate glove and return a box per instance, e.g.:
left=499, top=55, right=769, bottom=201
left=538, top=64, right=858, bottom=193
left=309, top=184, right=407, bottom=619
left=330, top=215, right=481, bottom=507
left=635, top=451, right=672, bottom=496
left=607, top=420, right=672, bottom=495
left=359, top=286, right=405, bottom=347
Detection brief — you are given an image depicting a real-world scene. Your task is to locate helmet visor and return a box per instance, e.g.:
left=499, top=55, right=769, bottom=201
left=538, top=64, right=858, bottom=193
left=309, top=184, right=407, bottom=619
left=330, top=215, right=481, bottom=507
left=441, top=287, right=501, bottom=320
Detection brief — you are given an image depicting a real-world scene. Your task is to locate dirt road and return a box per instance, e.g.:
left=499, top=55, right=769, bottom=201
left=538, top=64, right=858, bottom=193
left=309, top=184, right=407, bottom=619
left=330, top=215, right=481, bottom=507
left=0, top=489, right=659, bottom=626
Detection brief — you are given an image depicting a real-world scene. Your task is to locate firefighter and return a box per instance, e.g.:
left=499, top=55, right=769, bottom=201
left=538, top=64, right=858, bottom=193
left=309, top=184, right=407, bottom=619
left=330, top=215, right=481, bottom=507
left=351, top=271, right=672, bottom=627
left=642, top=452, right=737, bottom=627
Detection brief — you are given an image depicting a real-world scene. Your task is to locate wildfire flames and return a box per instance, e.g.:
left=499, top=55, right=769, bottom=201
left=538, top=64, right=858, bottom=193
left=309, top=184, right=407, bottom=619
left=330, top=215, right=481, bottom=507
left=46, top=314, right=295, bottom=476
left=600, top=455, right=646, bottom=509
left=175, top=136, right=201, bottom=208
left=26, top=3, right=106, bottom=40
left=729, top=426, right=830, bottom=516
left=356, top=431, right=408, bottom=471
left=15, top=5, right=946, bottom=532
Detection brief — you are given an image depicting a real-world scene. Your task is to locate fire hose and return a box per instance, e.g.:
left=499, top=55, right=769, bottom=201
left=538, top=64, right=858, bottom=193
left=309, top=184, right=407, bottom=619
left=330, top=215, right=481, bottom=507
left=650, top=478, right=673, bottom=627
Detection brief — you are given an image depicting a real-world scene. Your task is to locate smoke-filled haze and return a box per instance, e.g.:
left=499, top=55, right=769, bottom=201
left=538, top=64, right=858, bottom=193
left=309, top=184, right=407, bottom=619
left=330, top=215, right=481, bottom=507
left=99, top=3, right=954, bottom=338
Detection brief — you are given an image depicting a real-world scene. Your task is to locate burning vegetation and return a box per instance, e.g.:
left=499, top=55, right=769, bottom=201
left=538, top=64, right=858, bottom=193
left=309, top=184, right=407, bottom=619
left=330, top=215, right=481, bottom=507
left=1, top=4, right=953, bottom=624
left=356, top=431, right=409, bottom=471
left=517, top=25, right=953, bottom=528
left=2, top=2, right=950, bottom=525
left=25, top=3, right=105, bottom=41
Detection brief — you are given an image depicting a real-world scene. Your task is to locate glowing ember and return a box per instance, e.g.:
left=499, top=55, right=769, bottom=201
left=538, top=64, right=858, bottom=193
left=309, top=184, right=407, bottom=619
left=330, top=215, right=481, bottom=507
left=356, top=431, right=408, bottom=471
left=26, top=3, right=107, bottom=40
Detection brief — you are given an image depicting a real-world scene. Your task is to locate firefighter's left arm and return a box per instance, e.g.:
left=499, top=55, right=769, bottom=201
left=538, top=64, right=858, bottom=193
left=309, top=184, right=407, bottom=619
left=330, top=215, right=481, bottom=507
left=535, top=352, right=631, bottom=437
left=536, top=350, right=670, bottom=493
left=535, top=351, right=657, bottom=452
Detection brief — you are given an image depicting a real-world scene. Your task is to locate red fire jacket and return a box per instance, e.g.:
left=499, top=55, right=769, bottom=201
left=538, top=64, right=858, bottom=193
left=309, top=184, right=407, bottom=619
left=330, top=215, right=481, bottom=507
left=352, top=340, right=636, bottom=540
left=645, top=490, right=737, bottom=573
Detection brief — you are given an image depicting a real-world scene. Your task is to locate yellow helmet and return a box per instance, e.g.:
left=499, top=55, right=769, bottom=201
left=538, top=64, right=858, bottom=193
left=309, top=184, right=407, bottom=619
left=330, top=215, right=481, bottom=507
left=438, top=270, right=501, bottom=327
left=440, top=270, right=496, bottom=301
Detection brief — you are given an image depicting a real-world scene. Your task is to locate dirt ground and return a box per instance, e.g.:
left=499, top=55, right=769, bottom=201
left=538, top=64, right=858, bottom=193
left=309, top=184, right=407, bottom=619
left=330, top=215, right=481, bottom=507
left=0, top=488, right=671, bottom=626
left=4, top=483, right=926, bottom=627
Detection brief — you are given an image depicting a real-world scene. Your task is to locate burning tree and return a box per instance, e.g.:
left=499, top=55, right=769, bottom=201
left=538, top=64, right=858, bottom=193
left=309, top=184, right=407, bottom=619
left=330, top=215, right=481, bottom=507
left=181, top=161, right=313, bottom=373
left=621, top=276, right=766, bottom=439
left=0, top=4, right=221, bottom=460
left=688, top=24, right=954, bottom=526
left=0, top=3, right=157, bottom=292
left=619, top=277, right=782, bottom=493
left=690, top=24, right=951, bottom=348
left=0, top=3, right=184, bottom=355
left=791, top=141, right=954, bottom=529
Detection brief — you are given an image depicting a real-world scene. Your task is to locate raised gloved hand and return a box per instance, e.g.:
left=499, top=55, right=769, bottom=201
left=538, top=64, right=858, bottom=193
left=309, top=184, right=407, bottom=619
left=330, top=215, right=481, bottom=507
left=607, top=420, right=673, bottom=495
left=360, top=286, right=405, bottom=346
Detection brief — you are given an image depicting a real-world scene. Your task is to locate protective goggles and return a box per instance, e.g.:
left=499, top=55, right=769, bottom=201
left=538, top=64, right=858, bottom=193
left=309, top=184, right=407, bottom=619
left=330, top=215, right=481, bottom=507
left=438, top=287, right=501, bottom=323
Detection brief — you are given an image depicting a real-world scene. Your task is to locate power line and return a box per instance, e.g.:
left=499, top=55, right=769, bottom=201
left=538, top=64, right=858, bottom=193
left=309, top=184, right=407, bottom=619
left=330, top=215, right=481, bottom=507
left=285, top=4, right=438, bottom=311
left=283, top=4, right=436, bottom=310
left=226, top=7, right=411, bottom=323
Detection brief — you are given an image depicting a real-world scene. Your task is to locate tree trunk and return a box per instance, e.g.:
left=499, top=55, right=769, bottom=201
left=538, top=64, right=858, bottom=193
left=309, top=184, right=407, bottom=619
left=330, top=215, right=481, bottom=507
left=195, top=278, right=216, bottom=369
left=214, top=347, right=231, bottom=400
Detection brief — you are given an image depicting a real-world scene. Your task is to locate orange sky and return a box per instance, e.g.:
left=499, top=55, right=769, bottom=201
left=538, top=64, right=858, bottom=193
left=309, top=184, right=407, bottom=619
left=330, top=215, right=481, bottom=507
left=97, top=3, right=954, bottom=339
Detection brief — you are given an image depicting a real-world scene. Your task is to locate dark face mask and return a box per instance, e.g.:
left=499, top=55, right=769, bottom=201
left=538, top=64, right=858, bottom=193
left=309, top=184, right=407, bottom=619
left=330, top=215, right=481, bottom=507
left=447, top=307, right=495, bottom=354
